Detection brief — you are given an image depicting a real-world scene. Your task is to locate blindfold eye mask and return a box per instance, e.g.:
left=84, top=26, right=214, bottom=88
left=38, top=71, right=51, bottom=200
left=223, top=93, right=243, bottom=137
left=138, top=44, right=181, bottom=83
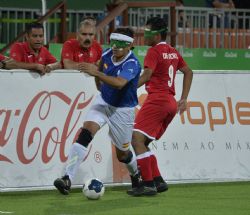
left=109, top=33, right=134, bottom=49
left=144, top=28, right=167, bottom=38
left=110, top=39, right=131, bottom=48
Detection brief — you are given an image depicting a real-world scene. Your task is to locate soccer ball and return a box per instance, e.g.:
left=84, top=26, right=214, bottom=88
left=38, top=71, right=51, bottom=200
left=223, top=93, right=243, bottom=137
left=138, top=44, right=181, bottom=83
left=82, top=178, right=105, bottom=200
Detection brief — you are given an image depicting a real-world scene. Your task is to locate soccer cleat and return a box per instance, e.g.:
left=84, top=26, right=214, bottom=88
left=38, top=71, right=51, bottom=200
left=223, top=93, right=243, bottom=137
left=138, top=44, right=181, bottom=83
left=126, top=172, right=143, bottom=196
left=154, top=176, right=168, bottom=193
left=130, top=185, right=157, bottom=197
left=155, top=180, right=168, bottom=193
left=54, top=175, right=71, bottom=195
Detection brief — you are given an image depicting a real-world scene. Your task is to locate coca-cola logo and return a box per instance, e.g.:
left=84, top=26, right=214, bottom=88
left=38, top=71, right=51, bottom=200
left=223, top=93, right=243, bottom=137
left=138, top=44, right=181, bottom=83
left=0, top=91, right=93, bottom=164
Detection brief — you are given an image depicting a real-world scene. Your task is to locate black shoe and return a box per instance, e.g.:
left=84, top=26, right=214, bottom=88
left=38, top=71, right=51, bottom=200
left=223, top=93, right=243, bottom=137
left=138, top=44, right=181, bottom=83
left=127, top=172, right=143, bottom=196
left=130, top=185, right=157, bottom=197
left=155, top=181, right=168, bottom=193
left=127, top=187, right=137, bottom=196
left=54, top=175, right=71, bottom=195
left=154, top=177, right=168, bottom=193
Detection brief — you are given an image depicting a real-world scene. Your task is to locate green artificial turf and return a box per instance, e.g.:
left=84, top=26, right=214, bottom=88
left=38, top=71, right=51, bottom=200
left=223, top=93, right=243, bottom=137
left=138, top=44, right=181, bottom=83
left=0, top=182, right=250, bottom=215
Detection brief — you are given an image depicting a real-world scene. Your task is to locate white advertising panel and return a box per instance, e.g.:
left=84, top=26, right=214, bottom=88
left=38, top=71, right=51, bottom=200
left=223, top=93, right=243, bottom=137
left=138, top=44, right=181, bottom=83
left=0, top=70, right=113, bottom=190
left=0, top=70, right=250, bottom=191
left=152, top=72, right=250, bottom=182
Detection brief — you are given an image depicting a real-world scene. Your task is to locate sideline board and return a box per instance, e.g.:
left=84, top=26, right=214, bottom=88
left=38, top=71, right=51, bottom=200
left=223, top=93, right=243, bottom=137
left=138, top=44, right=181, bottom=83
left=0, top=70, right=250, bottom=191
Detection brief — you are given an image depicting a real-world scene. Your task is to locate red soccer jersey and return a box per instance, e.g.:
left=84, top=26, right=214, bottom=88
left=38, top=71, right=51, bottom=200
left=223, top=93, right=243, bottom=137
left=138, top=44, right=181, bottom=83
left=61, top=39, right=102, bottom=65
left=10, top=42, right=57, bottom=65
left=0, top=54, right=5, bottom=61
left=144, top=42, right=187, bottom=95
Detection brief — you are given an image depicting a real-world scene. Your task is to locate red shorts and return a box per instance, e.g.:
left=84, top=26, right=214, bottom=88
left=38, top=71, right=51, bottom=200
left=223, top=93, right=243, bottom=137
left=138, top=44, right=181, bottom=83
left=134, top=93, right=177, bottom=140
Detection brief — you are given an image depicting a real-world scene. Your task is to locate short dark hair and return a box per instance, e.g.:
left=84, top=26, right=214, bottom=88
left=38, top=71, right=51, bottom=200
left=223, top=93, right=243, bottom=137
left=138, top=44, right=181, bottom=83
left=113, top=27, right=134, bottom=38
left=146, top=17, right=167, bottom=40
left=26, top=22, right=44, bottom=34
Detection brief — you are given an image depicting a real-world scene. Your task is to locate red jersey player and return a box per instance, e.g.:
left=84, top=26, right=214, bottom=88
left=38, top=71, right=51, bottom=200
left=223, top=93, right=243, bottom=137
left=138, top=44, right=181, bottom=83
left=128, top=17, right=193, bottom=196
left=61, top=20, right=102, bottom=70
left=10, top=22, right=61, bottom=75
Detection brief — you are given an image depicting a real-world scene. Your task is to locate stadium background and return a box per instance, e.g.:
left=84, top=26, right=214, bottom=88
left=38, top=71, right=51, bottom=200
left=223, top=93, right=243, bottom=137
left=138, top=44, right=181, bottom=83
left=0, top=0, right=205, bottom=9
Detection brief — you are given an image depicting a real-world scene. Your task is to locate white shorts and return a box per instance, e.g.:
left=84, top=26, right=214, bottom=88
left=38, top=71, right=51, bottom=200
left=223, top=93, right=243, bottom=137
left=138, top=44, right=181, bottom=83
left=84, top=94, right=135, bottom=151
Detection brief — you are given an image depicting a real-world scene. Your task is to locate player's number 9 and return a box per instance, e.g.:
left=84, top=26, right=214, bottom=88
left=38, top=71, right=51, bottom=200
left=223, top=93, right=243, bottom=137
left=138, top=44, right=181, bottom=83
left=168, top=65, right=174, bottom=87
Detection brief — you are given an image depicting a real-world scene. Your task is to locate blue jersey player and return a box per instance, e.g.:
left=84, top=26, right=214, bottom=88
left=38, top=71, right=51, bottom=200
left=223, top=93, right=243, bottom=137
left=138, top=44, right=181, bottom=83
left=54, top=28, right=142, bottom=195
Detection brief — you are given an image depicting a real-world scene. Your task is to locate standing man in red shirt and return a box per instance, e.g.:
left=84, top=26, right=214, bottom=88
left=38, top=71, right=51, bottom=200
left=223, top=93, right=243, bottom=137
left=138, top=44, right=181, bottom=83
left=129, top=17, right=193, bottom=196
left=10, top=22, right=61, bottom=75
left=61, top=19, right=102, bottom=69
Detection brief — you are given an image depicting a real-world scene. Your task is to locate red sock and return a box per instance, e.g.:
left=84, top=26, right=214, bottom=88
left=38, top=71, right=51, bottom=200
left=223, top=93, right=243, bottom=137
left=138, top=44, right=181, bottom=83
left=150, top=154, right=161, bottom=178
left=137, top=155, right=153, bottom=182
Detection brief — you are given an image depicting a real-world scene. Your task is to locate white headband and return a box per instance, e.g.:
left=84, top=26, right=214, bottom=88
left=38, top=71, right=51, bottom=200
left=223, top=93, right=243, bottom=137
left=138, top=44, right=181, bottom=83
left=110, top=33, right=134, bottom=43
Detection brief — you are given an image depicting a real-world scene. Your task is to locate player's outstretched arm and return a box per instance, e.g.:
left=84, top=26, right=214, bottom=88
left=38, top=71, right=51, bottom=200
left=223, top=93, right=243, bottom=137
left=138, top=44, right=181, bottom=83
left=80, top=62, right=128, bottom=89
left=137, top=68, right=153, bottom=88
left=94, top=60, right=103, bottom=91
left=177, top=66, right=193, bottom=114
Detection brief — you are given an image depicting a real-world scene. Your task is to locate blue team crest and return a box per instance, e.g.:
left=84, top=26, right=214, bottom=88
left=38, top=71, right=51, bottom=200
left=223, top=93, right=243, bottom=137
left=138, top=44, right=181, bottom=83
left=128, top=68, right=134, bottom=73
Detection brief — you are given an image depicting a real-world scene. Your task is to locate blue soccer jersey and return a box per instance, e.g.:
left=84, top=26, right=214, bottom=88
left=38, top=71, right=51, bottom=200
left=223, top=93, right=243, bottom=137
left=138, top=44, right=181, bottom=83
left=100, top=48, right=141, bottom=107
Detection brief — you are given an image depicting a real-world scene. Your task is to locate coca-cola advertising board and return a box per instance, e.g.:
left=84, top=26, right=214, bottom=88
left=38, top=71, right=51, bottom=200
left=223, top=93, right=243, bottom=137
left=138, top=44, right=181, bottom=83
left=0, top=70, right=113, bottom=190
